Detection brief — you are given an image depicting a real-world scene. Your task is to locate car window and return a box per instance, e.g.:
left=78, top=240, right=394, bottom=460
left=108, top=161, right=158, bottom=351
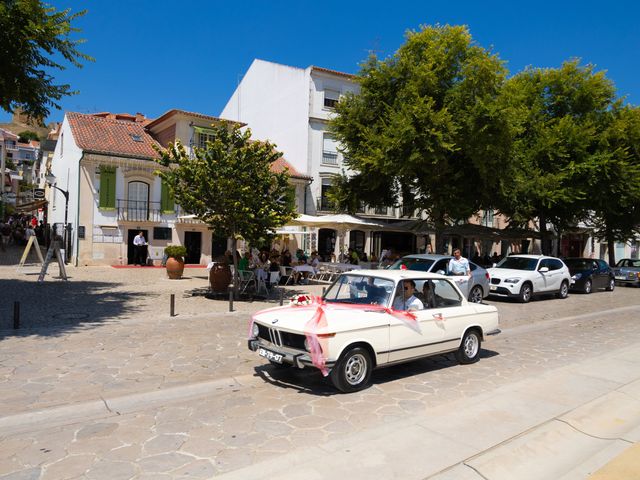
left=631, top=260, right=640, bottom=268
left=548, top=259, right=564, bottom=271
left=324, top=274, right=394, bottom=305
left=564, top=258, right=590, bottom=270
left=430, top=279, right=462, bottom=308
left=597, top=260, right=609, bottom=270
left=433, top=259, right=450, bottom=273
left=469, top=262, right=478, bottom=272
left=496, top=256, right=538, bottom=270
left=388, top=258, right=435, bottom=272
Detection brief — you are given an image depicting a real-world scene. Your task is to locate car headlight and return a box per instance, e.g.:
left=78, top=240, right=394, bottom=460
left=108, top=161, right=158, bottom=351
left=304, top=338, right=311, bottom=352
left=252, top=323, right=260, bottom=338
left=572, top=273, right=582, bottom=281
left=504, top=277, right=521, bottom=284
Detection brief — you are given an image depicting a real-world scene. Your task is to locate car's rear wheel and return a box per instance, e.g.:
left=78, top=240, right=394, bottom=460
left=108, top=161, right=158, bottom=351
left=583, top=279, right=592, bottom=294
left=518, top=283, right=532, bottom=303
left=605, top=278, right=615, bottom=291
left=557, top=280, right=569, bottom=299
left=330, top=347, right=373, bottom=393
left=455, top=329, right=481, bottom=364
left=468, top=285, right=483, bottom=303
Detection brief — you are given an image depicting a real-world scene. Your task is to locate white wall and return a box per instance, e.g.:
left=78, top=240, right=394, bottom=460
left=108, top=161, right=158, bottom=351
left=220, top=59, right=310, bottom=174
left=48, top=116, right=81, bottom=249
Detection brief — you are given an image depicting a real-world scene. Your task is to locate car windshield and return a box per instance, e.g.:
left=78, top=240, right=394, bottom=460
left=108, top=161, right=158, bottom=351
left=388, top=258, right=435, bottom=272
left=495, top=256, right=538, bottom=271
left=564, top=259, right=592, bottom=270
left=617, top=259, right=640, bottom=268
left=323, top=274, right=395, bottom=306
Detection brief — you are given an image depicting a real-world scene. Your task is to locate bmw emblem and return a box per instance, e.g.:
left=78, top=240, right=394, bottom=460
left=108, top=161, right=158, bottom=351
left=272, top=318, right=279, bottom=324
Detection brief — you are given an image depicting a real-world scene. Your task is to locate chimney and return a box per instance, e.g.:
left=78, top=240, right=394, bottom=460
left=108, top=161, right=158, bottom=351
left=135, top=113, right=146, bottom=123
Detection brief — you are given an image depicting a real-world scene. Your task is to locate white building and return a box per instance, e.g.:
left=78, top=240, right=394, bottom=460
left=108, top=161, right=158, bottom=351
left=221, top=59, right=419, bottom=259
left=47, top=110, right=310, bottom=266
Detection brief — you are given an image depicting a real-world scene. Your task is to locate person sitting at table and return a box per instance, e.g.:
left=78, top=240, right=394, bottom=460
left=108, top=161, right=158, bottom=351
left=295, top=249, right=308, bottom=265
left=348, top=248, right=359, bottom=265
left=281, top=249, right=292, bottom=267
left=238, top=251, right=250, bottom=272
left=269, top=248, right=281, bottom=272
left=254, top=252, right=270, bottom=284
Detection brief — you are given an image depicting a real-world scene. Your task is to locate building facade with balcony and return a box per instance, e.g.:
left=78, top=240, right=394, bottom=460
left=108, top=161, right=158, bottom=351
left=48, top=110, right=310, bottom=266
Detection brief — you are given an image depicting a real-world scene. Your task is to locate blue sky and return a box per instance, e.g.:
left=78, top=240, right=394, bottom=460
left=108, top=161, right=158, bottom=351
left=3, top=0, right=639, bottom=125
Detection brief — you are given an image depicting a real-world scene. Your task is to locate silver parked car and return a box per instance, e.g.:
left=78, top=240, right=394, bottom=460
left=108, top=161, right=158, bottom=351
left=613, top=258, right=640, bottom=287
left=388, top=254, right=490, bottom=303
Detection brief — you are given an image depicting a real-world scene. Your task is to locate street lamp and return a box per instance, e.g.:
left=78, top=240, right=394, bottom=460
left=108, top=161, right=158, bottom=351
left=45, top=173, right=69, bottom=263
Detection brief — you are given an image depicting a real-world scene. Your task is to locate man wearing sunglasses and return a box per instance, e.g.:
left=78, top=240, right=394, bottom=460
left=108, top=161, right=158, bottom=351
left=392, top=280, right=424, bottom=311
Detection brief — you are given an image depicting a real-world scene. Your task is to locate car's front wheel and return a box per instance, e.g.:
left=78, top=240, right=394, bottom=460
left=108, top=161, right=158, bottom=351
left=518, top=283, right=532, bottom=303
left=557, top=280, right=569, bottom=299
left=330, top=347, right=373, bottom=393
left=468, top=285, right=483, bottom=303
left=455, top=329, right=481, bottom=364
left=583, top=279, right=592, bottom=294
left=605, top=278, right=615, bottom=291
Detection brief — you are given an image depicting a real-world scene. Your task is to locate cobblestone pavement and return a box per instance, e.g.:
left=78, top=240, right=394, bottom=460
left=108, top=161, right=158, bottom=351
left=1, top=254, right=639, bottom=479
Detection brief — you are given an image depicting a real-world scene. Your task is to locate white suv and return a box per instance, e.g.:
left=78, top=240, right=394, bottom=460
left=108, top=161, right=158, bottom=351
left=487, top=254, right=572, bottom=303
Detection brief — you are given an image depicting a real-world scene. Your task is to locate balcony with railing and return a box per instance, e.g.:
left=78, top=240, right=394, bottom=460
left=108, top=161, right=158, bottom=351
left=322, top=151, right=338, bottom=165
left=116, top=200, right=205, bottom=224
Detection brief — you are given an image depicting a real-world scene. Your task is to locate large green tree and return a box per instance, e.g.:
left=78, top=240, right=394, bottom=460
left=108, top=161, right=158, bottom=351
left=156, top=122, right=296, bottom=294
left=0, top=0, right=92, bottom=119
left=330, top=25, right=513, bottom=251
left=585, top=105, right=640, bottom=265
left=497, top=60, right=618, bottom=254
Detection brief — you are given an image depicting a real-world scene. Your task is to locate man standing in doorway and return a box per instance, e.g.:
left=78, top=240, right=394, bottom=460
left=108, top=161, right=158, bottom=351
left=133, top=231, right=147, bottom=266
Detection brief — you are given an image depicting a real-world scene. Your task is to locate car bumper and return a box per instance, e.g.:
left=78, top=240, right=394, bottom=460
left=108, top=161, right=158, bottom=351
left=248, top=338, right=336, bottom=370
left=614, top=278, right=640, bottom=286
left=488, top=284, right=521, bottom=297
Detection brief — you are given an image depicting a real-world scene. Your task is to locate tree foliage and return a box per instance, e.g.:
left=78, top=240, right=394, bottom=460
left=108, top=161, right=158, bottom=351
left=155, top=122, right=296, bottom=291
left=584, top=105, right=640, bottom=264
left=330, top=25, right=512, bottom=249
left=497, top=60, right=620, bottom=254
left=0, top=0, right=93, bottom=119
left=18, top=130, right=39, bottom=143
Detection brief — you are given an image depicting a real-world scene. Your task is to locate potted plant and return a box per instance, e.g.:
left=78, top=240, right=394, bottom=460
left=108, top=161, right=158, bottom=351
left=164, top=245, right=187, bottom=279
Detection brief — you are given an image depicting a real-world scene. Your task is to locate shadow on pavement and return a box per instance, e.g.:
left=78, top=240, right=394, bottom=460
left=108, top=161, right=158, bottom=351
left=252, top=349, right=500, bottom=395
left=0, top=278, right=148, bottom=338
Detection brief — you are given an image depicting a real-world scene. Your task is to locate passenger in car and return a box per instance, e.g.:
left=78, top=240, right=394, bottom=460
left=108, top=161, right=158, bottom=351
left=392, top=280, right=424, bottom=311
left=422, top=280, right=437, bottom=309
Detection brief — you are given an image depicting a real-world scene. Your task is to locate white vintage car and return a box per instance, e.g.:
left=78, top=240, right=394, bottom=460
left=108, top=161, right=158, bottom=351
left=248, top=270, right=500, bottom=392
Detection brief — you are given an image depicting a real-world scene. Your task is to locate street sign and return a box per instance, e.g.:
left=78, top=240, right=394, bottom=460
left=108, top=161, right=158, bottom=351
left=33, top=188, right=45, bottom=199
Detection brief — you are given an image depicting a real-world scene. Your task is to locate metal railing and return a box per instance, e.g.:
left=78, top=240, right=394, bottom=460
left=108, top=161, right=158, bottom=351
left=322, top=151, right=338, bottom=165
left=117, top=199, right=163, bottom=222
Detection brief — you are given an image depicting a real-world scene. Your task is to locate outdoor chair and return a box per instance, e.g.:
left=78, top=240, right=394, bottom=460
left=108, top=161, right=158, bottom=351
left=238, top=270, right=256, bottom=294
left=279, top=266, right=295, bottom=285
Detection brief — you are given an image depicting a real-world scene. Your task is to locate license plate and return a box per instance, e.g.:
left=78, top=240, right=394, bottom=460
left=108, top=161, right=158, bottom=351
left=615, top=275, right=625, bottom=280
left=490, top=285, right=497, bottom=291
left=258, top=347, right=284, bottom=364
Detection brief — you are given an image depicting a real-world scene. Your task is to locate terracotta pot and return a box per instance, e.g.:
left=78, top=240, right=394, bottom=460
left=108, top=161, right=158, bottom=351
left=209, top=262, right=232, bottom=293
left=166, top=257, right=185, bottom=279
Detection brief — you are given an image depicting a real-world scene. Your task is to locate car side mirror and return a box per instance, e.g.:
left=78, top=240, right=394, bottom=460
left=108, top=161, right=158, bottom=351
left=492, top=263, right=497, bottom=268
left=538, top=266, right=549, bottom=273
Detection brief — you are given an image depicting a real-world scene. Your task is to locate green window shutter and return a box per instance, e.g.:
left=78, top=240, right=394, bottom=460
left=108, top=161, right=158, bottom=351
left=160, top=181, right=174, bottom=213
left=99, top=166, right=116, bottom=209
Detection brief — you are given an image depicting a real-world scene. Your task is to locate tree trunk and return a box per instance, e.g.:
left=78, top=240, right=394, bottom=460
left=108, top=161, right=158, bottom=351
left=607, top=236, right=616, bottom=266
left=539, top=213, right=550, bottom=256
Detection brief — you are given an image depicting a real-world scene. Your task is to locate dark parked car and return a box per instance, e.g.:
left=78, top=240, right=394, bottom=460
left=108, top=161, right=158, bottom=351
left=564, top=258, right=615, bottom=294
left=613, top=258, right=640, bottom=287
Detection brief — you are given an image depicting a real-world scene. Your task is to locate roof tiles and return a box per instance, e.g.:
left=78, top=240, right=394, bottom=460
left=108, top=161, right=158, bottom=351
left=66, top=112, right=160, bottom=160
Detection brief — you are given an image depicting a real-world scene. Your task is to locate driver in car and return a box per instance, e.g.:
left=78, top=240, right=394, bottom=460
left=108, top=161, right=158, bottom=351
left=393, top=280, right=424, bottom=311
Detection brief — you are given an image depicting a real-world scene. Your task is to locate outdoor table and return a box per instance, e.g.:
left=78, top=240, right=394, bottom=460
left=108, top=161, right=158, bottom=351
left=322, top=262, right=362, bottom=272
left=293, top=265, right=316, bottom=274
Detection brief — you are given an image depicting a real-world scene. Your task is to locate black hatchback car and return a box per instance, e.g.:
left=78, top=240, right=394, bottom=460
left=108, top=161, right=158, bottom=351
left=564, top=258, right=615, bottom=294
